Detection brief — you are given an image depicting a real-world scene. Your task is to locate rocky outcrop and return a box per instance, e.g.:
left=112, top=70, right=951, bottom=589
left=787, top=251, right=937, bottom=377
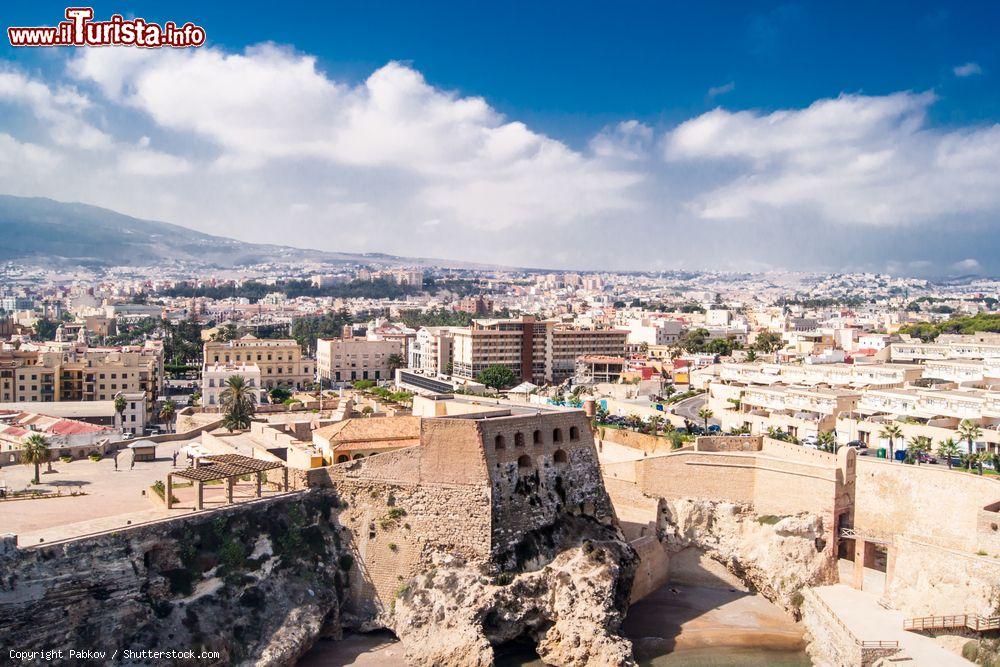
left=0, top=492, right=348, bottom=666
left=392, top=517, right=638, bottom=667
left=660, top=498, right=837, bottom=612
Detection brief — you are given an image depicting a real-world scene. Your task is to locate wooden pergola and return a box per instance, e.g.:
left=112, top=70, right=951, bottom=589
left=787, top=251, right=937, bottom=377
left=166, top=454, right=287, bottom=510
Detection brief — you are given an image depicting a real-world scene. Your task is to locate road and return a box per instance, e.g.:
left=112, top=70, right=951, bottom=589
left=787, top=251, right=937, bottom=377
left=672, top=393, right=716, bottom=424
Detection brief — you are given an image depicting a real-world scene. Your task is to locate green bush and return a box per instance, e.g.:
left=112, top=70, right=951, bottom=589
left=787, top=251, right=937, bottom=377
left=59, top=455, right=73, bottom=463
left=756, top=514, right=783, bottom=525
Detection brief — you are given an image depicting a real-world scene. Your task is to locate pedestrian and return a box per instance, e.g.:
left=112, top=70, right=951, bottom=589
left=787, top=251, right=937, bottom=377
left=172, top=451, right=178, bottom=468
left=130, top=457, right=135, bottom=470
left=114, top=457, right=118, bottom=471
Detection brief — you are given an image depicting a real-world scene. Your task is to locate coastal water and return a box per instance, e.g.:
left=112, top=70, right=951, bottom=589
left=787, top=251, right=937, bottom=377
left=299, top=583, right=811, bottom=666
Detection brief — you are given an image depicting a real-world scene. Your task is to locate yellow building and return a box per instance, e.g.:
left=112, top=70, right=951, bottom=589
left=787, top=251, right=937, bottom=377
left=203, top=335, right=313, bottom=390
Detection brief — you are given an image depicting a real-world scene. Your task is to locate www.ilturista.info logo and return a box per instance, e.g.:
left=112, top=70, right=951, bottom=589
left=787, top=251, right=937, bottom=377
left=8, top=7, right=206, bottom=48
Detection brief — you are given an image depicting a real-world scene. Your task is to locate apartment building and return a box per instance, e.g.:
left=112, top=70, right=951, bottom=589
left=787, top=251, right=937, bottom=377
left=203, top=335, right=312, bottom=390
left=718, top=361, right=923, bottom=388
left=316, top=336, right=403, bottom=385
left=708, top=382, right=860, bottom=439
left=621, top=317, right=683, bottom=347
left=0, top=343, right=163, bottom=419
left=202, top=363, right=262, bottom=408
left=890, top=333, right=1000, bottom=363
left=408, top=327, right=456, bottom=375
left=450, top=316, right=627, bottom=384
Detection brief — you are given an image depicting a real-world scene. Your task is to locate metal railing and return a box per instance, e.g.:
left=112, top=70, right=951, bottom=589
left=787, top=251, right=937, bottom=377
left=808, top=590, right=900, bottom=650
left=904, top=614, right=1000, bottom=633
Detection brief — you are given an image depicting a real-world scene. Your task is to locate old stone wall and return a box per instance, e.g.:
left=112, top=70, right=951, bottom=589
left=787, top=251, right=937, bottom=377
left=629, top=535, right=670, bottom=602
left=601, top=428, right=678, bottom=454
left=477, top=411, right=617, bottom=568
left=854, top=457, right=999, bottom=551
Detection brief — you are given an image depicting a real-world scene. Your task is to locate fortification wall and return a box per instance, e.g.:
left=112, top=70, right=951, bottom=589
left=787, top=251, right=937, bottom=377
left=629, top=535, right=670, bottom=602
left=601, top=428, right=677, bottom=454
left=854, top=457, right=999, bottom=551
left=478, top=411, right=616, bottom=566
left=634, top=451, right=758, bottom=504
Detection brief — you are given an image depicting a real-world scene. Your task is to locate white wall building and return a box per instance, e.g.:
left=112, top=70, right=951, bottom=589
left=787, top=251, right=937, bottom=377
left=202, top=364, right=262, bottom=408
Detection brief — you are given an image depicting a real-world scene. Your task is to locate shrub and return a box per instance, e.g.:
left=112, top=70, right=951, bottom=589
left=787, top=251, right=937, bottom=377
left=59, top=455, right=73, bottom=463
left=151, top=481, right=180, bottom=504
left=88, top=453, right=102, bottom=462
left=756, top=514, right=783, bottom=525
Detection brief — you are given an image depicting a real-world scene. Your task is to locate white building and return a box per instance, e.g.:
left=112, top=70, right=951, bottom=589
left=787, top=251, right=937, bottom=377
left=316, top=337, right=404, bottom=385
left=115, top=391, right=147, bottom=436
left=202, top=364, right=262, bottom=408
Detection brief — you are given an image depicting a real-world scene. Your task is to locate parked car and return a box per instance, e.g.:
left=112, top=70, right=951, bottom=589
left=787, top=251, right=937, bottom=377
left=707, top=424, right=722, bottom=433
left=917, top=452, right=938, bottom=464
left=845, top=440, right=867, bottom=449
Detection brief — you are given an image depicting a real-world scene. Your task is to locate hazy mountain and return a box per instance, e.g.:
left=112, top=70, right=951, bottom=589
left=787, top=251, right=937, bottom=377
left=0, top=195, right=499, bottom=270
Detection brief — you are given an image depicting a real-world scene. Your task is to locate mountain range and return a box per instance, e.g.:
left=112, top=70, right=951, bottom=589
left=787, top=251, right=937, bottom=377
left=0, top=195, right=497, bottom=270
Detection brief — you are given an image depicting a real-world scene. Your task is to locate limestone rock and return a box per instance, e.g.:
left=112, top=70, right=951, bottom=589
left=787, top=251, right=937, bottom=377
left=393, top=529, right=638, bottom=667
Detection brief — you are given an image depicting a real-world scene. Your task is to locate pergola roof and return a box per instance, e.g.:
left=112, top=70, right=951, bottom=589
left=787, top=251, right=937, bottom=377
left=172, top=454, right=283, bottom=482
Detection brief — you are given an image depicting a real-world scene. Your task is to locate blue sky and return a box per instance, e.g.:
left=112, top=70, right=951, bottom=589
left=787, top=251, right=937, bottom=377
left=1, top=2, right=999, bottom=274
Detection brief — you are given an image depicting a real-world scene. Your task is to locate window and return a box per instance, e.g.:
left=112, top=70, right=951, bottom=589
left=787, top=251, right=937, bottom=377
left=514, top=432, right=525, bottom=448
left=494, top=434, right=506, bottom=450
left=353, top=453, right=365, bottom=460
left=554, top=449, right=568, bottom=465
left=337, top=455, right=349, bottom=463
left=570, top=426, right=580, bottom=441
left=533, top=429, right=542, bottom=444
left=553, top=428, right=563, bottom=443
left=517, top=454, right=532, bottom=469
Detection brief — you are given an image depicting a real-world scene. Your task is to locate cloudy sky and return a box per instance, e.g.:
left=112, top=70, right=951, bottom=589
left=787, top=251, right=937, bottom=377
left=1, top=1, right=999, bottom=275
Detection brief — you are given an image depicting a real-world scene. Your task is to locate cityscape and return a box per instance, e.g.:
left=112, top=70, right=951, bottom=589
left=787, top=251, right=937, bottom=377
left=2, top=3, right=1000, bottom=667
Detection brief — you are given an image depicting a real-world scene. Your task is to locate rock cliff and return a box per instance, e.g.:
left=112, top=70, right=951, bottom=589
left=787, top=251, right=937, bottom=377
left=660, top=498, right=837, bottom=613
left=0, top=493, right=347, bottom=666
left=392, top=516, right=639, bottom=667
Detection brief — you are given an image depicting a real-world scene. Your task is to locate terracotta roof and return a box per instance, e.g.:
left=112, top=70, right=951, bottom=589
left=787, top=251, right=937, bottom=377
left=313, top=416, right=420, bottom=444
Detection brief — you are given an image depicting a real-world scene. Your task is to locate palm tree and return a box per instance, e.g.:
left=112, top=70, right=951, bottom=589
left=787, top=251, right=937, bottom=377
left=816, top=430, right=837, bottom=454
left=957, top=419, right=982, bottom=456
left=114, top=394, right=127, bottom=430
left=937, top=438, right=960, bottom=470
left=879, top=423, right=903, bottom=462
left=21, top=433, right=50, bottom=485
left=648, top=414, right=664, bottom=436
left=745, top=350, right=758, bottom=362
left=387, top=353, right=405, bottom=375
left=907, top=435, right=932, bottom=465
left=697, top=407, right=714, bottom=433
left=159, top=399, right=176, bottom=433
left=220, top=375, right=255, bottom=432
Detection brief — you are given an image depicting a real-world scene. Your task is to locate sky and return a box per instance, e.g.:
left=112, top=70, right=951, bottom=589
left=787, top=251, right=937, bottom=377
left=1, top=1, right=999, bottom=276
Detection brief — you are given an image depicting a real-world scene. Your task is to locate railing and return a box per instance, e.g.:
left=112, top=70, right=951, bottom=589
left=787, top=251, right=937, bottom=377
left=839, top=526, right=892, bottom=545
left=904, top=614, right=1000, bottom=633
left=808, top=590, right=900, bottom=650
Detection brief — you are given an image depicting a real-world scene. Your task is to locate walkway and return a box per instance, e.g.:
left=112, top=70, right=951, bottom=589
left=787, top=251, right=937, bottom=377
left=812, top=584, right=970, bottom=666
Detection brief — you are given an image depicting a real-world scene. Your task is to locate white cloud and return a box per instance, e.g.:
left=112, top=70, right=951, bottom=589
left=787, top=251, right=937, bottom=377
left=707, top=81, right=735, bottom=98
left=953, top=62, right=982, bottom=77
left=0, top=69, right=111, bottom=149
left=952, top=258, right=981, bottom=272
left=589, top=120, right=654, bottom=161
left=68, top=46, right=638, bottom=229
left=663, top=91, right=1000, bottom=226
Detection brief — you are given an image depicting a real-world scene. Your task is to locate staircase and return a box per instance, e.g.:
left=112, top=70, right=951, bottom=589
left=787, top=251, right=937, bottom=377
left=903, top=613, right=1000, bottom=633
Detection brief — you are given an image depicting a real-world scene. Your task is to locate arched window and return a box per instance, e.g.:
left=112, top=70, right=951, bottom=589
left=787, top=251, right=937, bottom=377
left=514, top=432, right=525, bottom=448
left=569, top=426, right=580, bottom=441
left=533, top=429, right=542, bottom=445
left=336, top=455, right=349, bottom=463
left=352, top=453, right=365, bottom=460
left=553, top=428, right=563, bottom=443
left=517, top=454, right=532, bottom=469
left=494, top=434, right=506, bottom=450
left=554, top=449, right=568, bottom=465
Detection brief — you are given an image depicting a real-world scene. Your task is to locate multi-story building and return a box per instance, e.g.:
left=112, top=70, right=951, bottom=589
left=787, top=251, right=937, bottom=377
left=890, top=333, right=1000, bottom=363
left=203, top=335, right=312, bottom=391
left=621, top=317, right=683, bottom=347
left=0, top=343, right=163, bottom=422
left=202, top=363, right=262, bottom=408
left=450, top=316, right=627, bottom=385
left=408, top=327, right=456, bottom=375
left=316, top=336, right=403, bottom=385
left=717, top=361, right=923, bottom=388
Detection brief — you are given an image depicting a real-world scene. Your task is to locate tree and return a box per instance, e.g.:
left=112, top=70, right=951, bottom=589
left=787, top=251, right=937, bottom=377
left=387, top=353, right=405, bottom=374
left=936, top=438, right=960, bottom=470
left=697, top=407, right=714, bottom=432
left=957, top=419, right=982, bottom=455
left=220, top=375, right=255, bottom=432
left=21, top=433, right=50, bottom=485
left=879, top=423, right=903, bottom=462
left=816, top=430, right=837, bottom=453
left=753, top=331, right=784, bottom=354
left=648, top=414, right=664, bottom=436
left=477, top=364, right=516, bottom=392
left=745, top=349, right=758, bottom=362
left=159, top=399, right=176, bottom=433
left=907, top=435, right=932, bottom=465
left=114, top=394, right=127, bottom=430
left=268, top=387, right=293, bottom=403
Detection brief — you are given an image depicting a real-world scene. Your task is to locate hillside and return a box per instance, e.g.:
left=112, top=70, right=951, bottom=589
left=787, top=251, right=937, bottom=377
left=0, top=195, right=496, bottom=270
